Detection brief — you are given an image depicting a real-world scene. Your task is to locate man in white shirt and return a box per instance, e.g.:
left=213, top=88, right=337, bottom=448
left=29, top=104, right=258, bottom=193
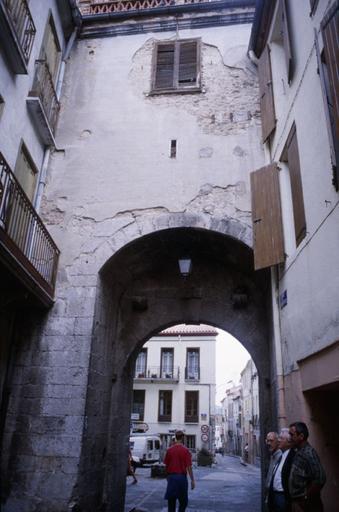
left=268, top=428, right=295, bottom=512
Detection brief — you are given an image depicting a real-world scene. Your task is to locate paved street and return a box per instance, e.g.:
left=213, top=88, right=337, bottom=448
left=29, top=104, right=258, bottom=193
left=125, top=455, right=261, bottom=512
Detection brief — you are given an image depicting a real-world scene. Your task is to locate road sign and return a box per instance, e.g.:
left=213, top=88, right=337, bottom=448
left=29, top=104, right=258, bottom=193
left=201, top=433, right=209, bottom=442
left=201, top=424, right=209, bottom=433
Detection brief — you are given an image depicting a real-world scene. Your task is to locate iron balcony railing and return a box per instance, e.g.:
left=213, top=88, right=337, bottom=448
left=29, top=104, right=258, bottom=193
left=0, top=153, right=60, bottom=297
left=134, top=366, right=180, bottom=380
left=80, top=0, right=216, bottom=15
left=185, top=367, right=200, bottom=380
left=29, top=60, right=60, bottom=136
left=2, top=0, right=36, bottom=63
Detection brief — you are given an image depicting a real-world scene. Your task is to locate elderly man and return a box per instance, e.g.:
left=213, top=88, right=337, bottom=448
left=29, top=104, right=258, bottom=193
left=267, top=428, right=295, bottom=512
left=288, top=422, right=326, bottom=512
left=265, top=432, right=282, bottom=508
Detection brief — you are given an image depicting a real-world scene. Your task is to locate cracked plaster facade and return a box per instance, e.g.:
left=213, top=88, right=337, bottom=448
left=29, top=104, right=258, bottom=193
left=1, top=16, right=273, bottom=512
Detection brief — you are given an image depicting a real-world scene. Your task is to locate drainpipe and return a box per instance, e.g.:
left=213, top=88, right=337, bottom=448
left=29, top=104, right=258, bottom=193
left=263, top=125, right=286, bottom=430
left=34, top=27, right=77, bottom=213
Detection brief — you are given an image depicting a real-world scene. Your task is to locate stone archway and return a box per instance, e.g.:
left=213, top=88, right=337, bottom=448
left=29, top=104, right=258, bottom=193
left=74, top=226, right=273, bottom=511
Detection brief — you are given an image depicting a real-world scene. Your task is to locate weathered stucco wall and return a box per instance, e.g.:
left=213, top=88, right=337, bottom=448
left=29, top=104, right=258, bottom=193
left=2, top=21, right=271, bottom=512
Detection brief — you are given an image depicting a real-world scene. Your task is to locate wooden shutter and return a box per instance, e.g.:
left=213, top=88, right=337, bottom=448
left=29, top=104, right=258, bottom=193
left=283, top=125, right=306, bottom=246
left=251, top=163, right=285, bottom=270
left=281, top=0, right=293, bottom=83
left=178, top=41, right=198, bottom=86
left=154, top=43, right=175, bottom=90
left=258, top=45, right=276, bottom=142
left=321, top=1, right=339, bottom=188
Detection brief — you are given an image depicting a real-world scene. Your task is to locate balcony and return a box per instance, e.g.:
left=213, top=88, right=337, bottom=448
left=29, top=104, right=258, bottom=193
left=134, top=366, right=180, bottom=382
left=0, top=153, right=60, bottom=306
left=79, top=0, right=222, bottom=15
left=0, top=0, right=36, bottom=74
left=185, top=367, right=200, bottom=381
left=27, top=60, right=60, bottom=146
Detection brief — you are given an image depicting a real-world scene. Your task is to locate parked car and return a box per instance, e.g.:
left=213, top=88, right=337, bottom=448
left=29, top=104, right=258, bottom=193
left=130, top=435, right=161, bottom=465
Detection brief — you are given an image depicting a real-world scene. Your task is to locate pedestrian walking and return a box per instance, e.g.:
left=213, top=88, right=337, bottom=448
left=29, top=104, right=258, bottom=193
left=267, top=428, right=295, bottom=512
left=265, top=432, right=282, bottom=509
left=288, top=422, right=326, bottom=512
left=164, top=430, right=195, bottom=512
left=127, top=448, right=138, bottom=484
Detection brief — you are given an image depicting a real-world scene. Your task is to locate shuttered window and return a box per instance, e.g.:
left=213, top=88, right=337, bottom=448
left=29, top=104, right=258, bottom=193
left=320, top=1, right=339, bottom=190
left=152, top=39, right=200, bottom=93
left=185, top=391, right=199, bottom=423
left=258, top=45, right=276, bottom=142
left=158, top=390, right=172, bottom=422
left=281, top=0, right=293, bottom=83
left=251, top=163, right=285, bottom=270
left=282, top=124, right=306, bottom=246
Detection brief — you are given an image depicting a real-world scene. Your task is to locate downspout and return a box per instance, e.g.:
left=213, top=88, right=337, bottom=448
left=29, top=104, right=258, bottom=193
left=34, top=27, right=78, bottom=213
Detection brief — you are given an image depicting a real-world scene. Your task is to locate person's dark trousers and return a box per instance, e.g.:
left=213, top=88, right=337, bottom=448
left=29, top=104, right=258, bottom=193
left=167, top=496, right=188, bottom=512
left=268, top=490, right=287, bottom=512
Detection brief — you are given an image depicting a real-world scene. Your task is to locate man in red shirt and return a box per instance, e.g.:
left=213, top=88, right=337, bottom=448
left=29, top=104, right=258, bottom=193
left=164, top=431, right=195, bottom=512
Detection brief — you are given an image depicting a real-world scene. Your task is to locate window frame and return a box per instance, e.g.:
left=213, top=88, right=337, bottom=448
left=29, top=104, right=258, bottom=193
left=160, top=347, right=174, bottom=379
left=158, top=390, right=172, bottom=422
left=135, top=348, right=147, bottom=378
left=186, top=348, right=200, bottom=380
left=151, top=38, right=201, bottom=95
left=132, top=389, right=145, bottom=422
left=185, top=390, right=199, bottom=423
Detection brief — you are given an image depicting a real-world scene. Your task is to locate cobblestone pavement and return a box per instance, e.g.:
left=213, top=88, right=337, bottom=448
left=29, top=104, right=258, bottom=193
left=124, top=454, right=261, bottom=512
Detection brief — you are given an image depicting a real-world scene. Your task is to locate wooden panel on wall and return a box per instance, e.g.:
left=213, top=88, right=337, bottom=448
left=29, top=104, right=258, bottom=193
left=251, top=163, right=285, bottom=270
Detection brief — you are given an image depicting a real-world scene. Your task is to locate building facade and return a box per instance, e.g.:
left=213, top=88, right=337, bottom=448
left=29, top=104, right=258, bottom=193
left=221, top=381, right=242, bottom=456
left=132, top=324, right=217, bottom=452
left=250, top=1, right=339, bottom=509
left=0, top=0, right=338, bottom=510
left=240, top=358, right=259, bottom=464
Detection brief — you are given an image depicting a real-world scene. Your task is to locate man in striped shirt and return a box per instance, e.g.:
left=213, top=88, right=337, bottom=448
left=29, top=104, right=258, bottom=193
left=288, top=422, right=326, bottom=512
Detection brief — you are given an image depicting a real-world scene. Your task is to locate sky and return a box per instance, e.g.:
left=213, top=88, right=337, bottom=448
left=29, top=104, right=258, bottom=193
left=215, top=328, right=250, bottom=405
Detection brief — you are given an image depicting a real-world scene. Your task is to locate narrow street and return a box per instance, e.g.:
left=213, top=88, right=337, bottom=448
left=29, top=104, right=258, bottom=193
left=125, top=455, right=261, bottom=512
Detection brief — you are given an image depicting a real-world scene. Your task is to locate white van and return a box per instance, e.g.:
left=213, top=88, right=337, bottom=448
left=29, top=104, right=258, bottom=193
left=129, top=435, right=161, bottom=465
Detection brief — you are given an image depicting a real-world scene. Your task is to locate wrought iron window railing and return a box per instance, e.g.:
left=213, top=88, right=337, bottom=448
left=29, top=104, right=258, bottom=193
left=80, top=0, right=215, bottom=15
left=134, top=366, right=180, bottom=380
left=0, top=153, right=59, bottom=297
left=29, top=60, right=60, bottom=136
left=2, top=0, right=36, bottom=63
left=185, top=366, right=200, bottom=380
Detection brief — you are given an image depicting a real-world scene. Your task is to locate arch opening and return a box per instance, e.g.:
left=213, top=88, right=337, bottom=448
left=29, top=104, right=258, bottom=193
left=75, top=227, right=274, bottom=511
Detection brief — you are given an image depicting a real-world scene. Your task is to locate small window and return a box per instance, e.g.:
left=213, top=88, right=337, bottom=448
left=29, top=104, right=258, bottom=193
left=154, top=440, right=160, bottom=450
left=185, top=391, right=199, bottom=423
left=161, top=348, right=174, bottom=378
left=14, top=142, right=38, bottom=202
left=135, top=348, right=147, bottom=378
left=158, top=390, right=172, bottom=422
left=186, top=349, right=200, bottom=380
left=281, top=124, right=306, bottom=247
left=185, top=435, right=196, bottom=449
left=152, top=39, right=201, bottom=94
left=132, top=390, right=145, bottom=421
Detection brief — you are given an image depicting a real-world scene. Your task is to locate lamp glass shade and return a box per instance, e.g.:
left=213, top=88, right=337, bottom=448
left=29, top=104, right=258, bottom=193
left=178, top=258, right=192, bottom=276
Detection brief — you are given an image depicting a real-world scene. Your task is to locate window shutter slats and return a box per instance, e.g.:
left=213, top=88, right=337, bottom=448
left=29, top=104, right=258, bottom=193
left=281, top=0, right=293, bottom=83
left=178, top=41, right=197, bottom=85
left=321, top=3, right=339, bottom=158
left=154, top=43, right=175, bottom=90
left=286, top=126, right=306, bottom=246
left=258, top=45, right=276, bottom=142
left=251, top=163, right=285, bottom=270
